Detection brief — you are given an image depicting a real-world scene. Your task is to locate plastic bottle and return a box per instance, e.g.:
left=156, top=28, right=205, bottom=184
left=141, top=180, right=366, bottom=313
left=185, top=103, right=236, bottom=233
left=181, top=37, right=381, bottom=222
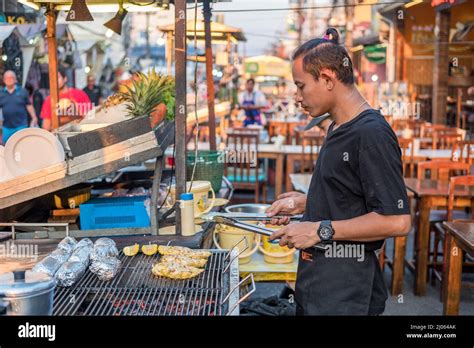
left=180, top=193, right=196, bottom=236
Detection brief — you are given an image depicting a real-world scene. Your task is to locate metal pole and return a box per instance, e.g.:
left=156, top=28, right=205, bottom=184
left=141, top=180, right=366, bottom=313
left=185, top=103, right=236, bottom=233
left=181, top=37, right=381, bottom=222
left=46, top=6, right=59, bottom=130
left=203, top=0, right=217, bottom=150
left=174, top=0, right=187, bottom=235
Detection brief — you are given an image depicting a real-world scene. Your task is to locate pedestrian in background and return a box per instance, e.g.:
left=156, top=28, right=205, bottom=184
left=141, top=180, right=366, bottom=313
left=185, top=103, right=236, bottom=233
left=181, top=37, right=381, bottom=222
left=0, top=70, right=39, bottom=144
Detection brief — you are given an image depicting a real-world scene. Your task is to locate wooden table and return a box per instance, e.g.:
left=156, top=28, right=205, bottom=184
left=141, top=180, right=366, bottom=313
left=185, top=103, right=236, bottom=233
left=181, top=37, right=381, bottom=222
left=239, top=251, right=298, bottom=282
left=404, top=178, right=474, bottom=296
left=442, top=221, right=474, bottom=315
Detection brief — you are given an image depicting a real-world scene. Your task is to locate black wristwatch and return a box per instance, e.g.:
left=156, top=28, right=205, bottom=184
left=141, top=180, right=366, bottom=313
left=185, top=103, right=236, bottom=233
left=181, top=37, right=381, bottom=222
left=317, top=220, right=335, bottom=242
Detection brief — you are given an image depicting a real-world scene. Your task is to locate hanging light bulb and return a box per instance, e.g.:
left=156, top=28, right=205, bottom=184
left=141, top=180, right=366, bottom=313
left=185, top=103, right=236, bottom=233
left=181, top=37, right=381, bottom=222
left=103, top=2, right=128, bottom=36
left=156, top=37, right=165, bottom=46
left=66, top=0, right=94, bottom=22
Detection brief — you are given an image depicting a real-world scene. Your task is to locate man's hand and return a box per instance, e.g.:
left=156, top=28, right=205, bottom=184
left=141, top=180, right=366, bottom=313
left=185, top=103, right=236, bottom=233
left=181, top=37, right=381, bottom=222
left=30, top=117, right=38, bottom=127
left=269, top=222, right=320, bottom=249
left=266, top=192, right=307, bottom=225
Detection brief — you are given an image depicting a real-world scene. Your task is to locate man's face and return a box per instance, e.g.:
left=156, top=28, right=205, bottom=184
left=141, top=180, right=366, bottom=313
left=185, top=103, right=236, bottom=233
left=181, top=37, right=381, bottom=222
left=246, top=80, right=254, bottom=93
left=3, top=73, right=16, bottom=88
left=292, top=57, right=332, bottom=117
left=87, top=76, right=95, bottom=86
left=58, top=72, right=66, bottom=89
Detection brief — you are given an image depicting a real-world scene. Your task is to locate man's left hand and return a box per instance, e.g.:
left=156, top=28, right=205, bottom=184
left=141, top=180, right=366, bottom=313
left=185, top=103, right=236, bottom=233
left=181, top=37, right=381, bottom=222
left=30, top=118, right=38, bottom=127
left=269, top=222, right=320, bottom=249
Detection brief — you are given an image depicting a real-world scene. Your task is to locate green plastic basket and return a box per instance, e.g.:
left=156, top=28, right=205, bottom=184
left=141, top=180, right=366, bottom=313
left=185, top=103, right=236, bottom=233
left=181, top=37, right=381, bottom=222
left=186, top=150, right=224, bottom=192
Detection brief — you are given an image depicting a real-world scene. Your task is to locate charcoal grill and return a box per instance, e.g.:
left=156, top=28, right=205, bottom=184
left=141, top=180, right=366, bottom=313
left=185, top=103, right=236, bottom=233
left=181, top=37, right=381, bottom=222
left=53, top=247, right=254, bottom=316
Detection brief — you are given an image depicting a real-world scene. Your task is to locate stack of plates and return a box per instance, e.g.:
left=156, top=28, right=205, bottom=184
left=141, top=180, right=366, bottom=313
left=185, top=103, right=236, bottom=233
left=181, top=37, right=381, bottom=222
left=3, top=128, right=65, bottom=179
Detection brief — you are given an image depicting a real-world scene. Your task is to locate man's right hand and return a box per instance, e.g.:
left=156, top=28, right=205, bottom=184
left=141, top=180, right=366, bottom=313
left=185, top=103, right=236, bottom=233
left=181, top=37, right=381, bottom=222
left=265, top=192, right=307, bottom=225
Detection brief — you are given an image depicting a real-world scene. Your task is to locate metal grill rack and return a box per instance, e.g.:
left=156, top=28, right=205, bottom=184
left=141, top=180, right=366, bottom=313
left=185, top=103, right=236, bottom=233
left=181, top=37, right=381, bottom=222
left=53, top=246, right=254, bottom=316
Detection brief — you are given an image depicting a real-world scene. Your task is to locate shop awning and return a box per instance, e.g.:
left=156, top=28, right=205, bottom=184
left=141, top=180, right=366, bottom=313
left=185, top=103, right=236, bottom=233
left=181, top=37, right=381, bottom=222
left=244, top=55, right=291, bottom=79
left=159, top=19, right=246, bottom=43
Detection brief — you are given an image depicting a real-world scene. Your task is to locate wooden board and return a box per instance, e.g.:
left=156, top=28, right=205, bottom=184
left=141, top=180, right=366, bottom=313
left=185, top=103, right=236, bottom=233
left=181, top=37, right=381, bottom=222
left=0, top=163, right=67, bottom=199
left=67, top=132, right=158, bottom=175
left=51, top=208, right=80, bottom=217
left=0, top=121, right=174, bottom=210
left=67, top=116, right=152, bottom=158
left=0, top=147, right=161, bottom=209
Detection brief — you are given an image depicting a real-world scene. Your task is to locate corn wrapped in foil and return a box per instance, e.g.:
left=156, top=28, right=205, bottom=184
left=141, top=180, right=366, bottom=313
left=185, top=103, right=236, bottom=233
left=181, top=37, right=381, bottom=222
left=32, top=237, right=76, bottom=277
left=89, top=257, right=121, bottom=281
left=56, top=236, right=77, bottom=254
left=90, top=238, right=119, bottom=262
left=55, top=238, right=93, bottom=287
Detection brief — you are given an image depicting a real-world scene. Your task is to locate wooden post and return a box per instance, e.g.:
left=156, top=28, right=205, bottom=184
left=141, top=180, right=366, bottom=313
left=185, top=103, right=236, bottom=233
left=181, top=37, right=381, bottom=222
left=345, top=0, right=354, bottom=59
left=203, top=0, right=217, bottom=150
left=174, top=0, right=187, bottom=235
left=432, top=9, right=451, bottom=125
left=456, top=87, right=462, bottom=129
left=46, top=7, right=59, bottom=130
left=166, top=32, right=173, bottom=76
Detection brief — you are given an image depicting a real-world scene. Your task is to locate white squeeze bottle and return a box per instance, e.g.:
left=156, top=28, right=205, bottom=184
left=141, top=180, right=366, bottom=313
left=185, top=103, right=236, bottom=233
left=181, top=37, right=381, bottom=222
left=180, top=193, right=196, bottom=236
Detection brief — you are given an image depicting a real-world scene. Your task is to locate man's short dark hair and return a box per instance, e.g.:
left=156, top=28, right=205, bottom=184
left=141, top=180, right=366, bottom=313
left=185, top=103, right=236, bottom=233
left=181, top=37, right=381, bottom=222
left=292, top=27, right=354, bottom=85
left=246, top=78, right=255, bottom=85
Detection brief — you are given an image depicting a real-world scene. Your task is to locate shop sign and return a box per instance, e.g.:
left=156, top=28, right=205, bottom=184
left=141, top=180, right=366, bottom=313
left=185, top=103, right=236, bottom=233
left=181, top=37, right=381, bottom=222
left=0, top=12, right=36, bottom=24
left=363, top=44, right=386, bottom=64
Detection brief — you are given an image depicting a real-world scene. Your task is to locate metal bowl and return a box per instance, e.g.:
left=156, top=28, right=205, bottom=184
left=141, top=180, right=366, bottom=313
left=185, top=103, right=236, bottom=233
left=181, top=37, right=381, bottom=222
left=225, top=203, right=270, bottom=214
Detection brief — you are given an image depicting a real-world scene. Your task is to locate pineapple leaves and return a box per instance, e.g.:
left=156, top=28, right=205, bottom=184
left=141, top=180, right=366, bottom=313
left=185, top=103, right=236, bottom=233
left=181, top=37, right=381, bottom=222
left=118, top=68, right=175, bottom=122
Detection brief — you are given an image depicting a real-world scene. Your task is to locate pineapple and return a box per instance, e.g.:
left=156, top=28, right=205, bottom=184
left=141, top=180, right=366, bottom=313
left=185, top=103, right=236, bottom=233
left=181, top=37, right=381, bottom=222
left=119, top=69, right=175, bottom=126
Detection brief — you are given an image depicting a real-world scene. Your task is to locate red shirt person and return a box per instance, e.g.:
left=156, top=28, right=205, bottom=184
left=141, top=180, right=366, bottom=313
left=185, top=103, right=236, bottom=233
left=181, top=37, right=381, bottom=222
left=41, top=68, right=92, bottom=131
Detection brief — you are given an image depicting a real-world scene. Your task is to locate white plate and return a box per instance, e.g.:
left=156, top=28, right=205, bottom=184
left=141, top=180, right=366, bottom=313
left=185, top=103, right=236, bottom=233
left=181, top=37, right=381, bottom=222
left=4, top=128, right=65, bottom=176
left=0, top=146, right=13, bottom=182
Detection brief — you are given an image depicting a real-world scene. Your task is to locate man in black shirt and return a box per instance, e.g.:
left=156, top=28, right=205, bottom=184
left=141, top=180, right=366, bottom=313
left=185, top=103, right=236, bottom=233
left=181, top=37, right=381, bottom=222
left=266, top=28, right=411, bottom=315
left=83, top=75, right=103, bottom=106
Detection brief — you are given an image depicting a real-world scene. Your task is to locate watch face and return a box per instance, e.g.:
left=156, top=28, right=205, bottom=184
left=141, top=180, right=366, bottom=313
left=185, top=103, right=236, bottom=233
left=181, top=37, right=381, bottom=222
left=320, top=226, right=333, bottom=240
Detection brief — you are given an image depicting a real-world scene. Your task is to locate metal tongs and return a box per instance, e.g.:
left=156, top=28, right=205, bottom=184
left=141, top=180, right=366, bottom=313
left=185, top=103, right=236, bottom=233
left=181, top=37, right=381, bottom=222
left=202, top=212, right=303, bottom=222
left=202, top=212, right=327, bottom=251
left=203, top=214, right=276, bottom=236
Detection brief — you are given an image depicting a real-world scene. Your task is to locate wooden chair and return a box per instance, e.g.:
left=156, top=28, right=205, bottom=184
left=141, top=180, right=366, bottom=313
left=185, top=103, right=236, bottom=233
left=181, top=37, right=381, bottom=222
left=432, top=132, right=463, bottom=150
left=225, top=128, right=267, bottom=203
left=433, top=175, right=474, bottom=299
left=417, top=160, right=471, bottom=182
left=268, top=120, right=287, bottom=139
left=416, top=161, right=471, bottom=286
left=398, top=137, right=415, bottom=177
left=407, top=119, right=425, bottom=137
left=451, top=140, right=474, bottom=165
left=295, top=130, right=324, bottom=173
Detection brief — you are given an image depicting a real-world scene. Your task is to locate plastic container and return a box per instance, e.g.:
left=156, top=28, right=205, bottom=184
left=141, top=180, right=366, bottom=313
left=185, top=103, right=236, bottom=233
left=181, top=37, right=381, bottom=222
left=180, top=193, right=196, bottom=236
left=79, top=196, right=150, bottom=230
left=186, top=150, right=224, bottom=192
left=213, top=223, right=260, bottom=264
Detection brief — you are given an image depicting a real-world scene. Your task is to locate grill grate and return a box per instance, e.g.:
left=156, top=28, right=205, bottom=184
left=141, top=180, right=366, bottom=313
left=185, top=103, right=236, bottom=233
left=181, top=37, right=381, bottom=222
left=53, top=249, right=237, bottom=316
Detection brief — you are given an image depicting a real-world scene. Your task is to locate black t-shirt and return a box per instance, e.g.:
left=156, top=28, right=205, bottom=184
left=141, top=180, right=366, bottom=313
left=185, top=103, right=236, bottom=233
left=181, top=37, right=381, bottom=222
left=83, top=85, right=102, bottom=106
left=295, top=108, right=410, bottom=315
left=302, top=108, right=410, bottom=250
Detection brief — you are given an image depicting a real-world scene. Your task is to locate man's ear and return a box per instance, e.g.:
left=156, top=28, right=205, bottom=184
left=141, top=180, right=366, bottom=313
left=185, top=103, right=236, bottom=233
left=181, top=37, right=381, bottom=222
left=319, top=68, right=336, bottom=91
